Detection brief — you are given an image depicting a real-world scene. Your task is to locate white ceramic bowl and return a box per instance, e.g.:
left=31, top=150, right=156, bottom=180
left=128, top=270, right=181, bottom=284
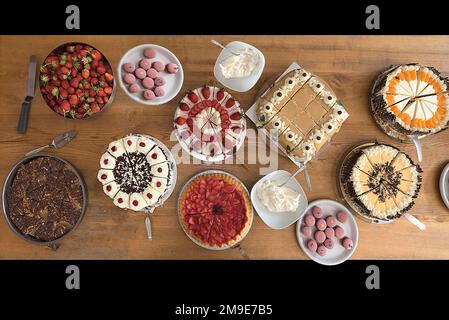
left=213, top=41, right=265, bottom=92
left=118, top=44, right=184, bottom=105
left=440, top=162, right=449, bottom=209
left=296, top=199, right=359, bottom=266
left=251, top=170, right=308, bottom=229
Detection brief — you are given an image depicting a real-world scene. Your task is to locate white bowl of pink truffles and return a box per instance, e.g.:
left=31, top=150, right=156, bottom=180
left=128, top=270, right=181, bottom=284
left=118, top=44, right=184, bottom=105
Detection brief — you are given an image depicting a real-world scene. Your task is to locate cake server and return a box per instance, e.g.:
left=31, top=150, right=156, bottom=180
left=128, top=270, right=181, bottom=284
left=17, top=55, right=37, bottom=134
left=403, top=213, right=426, bottom=231
left=411, top=135, right=423, bottom=162
left=25, top=130, right=77, bottom=156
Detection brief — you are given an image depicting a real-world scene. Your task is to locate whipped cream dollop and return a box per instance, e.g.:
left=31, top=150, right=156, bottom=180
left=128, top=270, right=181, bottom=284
left=257, top=180, right=301, bottom=213
left=219, top=47, right=259, bottom=79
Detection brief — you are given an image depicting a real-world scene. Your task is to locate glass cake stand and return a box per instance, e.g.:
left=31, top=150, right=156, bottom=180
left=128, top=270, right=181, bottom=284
left=176, top=169, right=253, bottom=258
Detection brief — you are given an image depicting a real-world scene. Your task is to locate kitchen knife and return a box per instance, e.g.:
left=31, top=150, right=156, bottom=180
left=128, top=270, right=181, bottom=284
left=17, top=55, right=37, bottom=134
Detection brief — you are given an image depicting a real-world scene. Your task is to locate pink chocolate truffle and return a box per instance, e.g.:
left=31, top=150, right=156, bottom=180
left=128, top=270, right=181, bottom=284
left=123, top=73, right=136, bottom=85
left=334, top=226, right=345, bottom=239
left=123, top=62, right=135, bottom=73
left=324, top=227, right=335, bottom=239
left=304, top=214, right=315, bottom=227
left=326, top=215, right=337, bottom=228
left=139, top=59, right=152, bottom=70
left=312, top=206, right=324, bottom=219
left=166, top=62, right=179, bottom=74
left=301, top=226, right=312, bottom=237
left=146, top=68, right=159, bottom=79
left=143, top=90, right=156, bottom=100
left=134, top=68, right=147, bottom=79
left=317, top=245, right=327, bottom=256
left=307, top=239, right=318, bottom=252
left=315, top=218, right=327, bottom=231
left=337, top=211, right=349, bottom=223
left=154, top=86, right=165, bottom=97
left=144, top=48, right=157, bottom=59
left=128, top=83, right=140, bottom=93
left=324, top=238, right=334, bottom=249
left=152, top=61, right=164, bottom=72
left=342, top=237, right=354, bottom=250
left=142, top=77, right=155, bottom=89
left=154, top=77, right=166, bottom=87
left=314, top=230, right=326, bottom=244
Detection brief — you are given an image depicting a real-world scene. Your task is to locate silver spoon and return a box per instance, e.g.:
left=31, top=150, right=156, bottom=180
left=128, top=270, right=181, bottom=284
left=211, top=40, right=240, bottom=56
left=25, top=130, right=77, bottom=156
left=278, top=166, right=303, bottom=187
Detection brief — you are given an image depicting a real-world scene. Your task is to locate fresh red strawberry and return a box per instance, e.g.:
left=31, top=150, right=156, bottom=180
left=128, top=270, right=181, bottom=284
left=61, top=80, right=70, bottom=90
left=89, top=89, right=96, bottom=97
left=104, top=87, right=113, bottom=95
left=96, top=65, right=106, bottom=75
left=96, top=97, right=104, bottom=104
left=69, top=94, right=79, bottom=106
left=230, top=112, right=241, bottom=121
left=81, top=69, right=90, bottom=79
left=90, top=70, right=97, bottom=78
left=75, top=44, right=83, bottom=52
left=71, top=68, right=77, bottom=77
left=78, top=106, right=87, bottom=114
left=202, top=87, right=210, bottom=99
left=60, top=66, right=69, bottom=74
left=52, top=79, right=61, bottom=87
left=216, top=90, right=224, bottom=101
left=65, top=61, right=73, bottom=69
left=60, top=89, right=68, bottom=99
left=225, top=98, right=235, bottom=108
left=188, top=92, right=198, bottom=103
left=97, top=88, right=105, bottom=97
left=90, top=103, right=100, bottom=113
left=179, top=103, right=189, bottom=111
left=103, top=96, right=109, bottom=103
left=104, top=73, right=113, bottom=82
left=176, top=117, right=186, bottom=125
left=80, top=49, right=88, bottom=57
left=91, top=77, right=99, bottom=85
left=60, top=100, right=71, bottom=111
left=76, top=88, right=82, bottom=95
left=66, top=45, right=75, bottom=53
left=91, top=60, right=99, bottom=69
left=90, top=50, right=102, bottom=61
left=68, top=87, right=75, bottom=94
left=40, top=65, right=50, bottom=74
left=84, top=82, right=91, bottom=89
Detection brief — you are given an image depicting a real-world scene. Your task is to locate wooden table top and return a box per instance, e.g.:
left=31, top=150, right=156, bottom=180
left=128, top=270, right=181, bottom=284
left=0, top=35, right=448, bottom=259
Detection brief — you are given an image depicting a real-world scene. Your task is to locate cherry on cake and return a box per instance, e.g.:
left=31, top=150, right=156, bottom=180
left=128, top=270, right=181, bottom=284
left=98, top=134, right=174, bottom=211
left=179, top=172, right=252, bottom=248
left=174, top=86, right=245, bottom=159
left=371, top=64, right=449, bottom=138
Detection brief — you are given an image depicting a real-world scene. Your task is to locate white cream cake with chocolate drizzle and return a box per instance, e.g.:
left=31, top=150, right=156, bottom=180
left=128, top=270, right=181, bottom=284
left=342, top=143, right=422, bottom=221
left=97, top=134, right=174, bottom=211
left=255, top=67, right=349, bottom=162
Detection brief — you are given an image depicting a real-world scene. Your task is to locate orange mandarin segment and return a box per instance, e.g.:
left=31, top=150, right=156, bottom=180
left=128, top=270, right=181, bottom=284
left=390, top=105, right=400, bottom=115
left=386, top=95, right=395, bottom=105
left=400, top=113, right=411, bottom=124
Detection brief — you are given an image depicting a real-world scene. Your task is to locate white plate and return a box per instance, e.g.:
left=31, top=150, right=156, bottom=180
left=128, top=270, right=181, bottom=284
left=251, top=170, right=308, bottom=229
left=296, top=199, right=358, bottom=266
left=118, top=44, right=184, bottom=105
left=440, top=162, right=449, bottom=209
left=213, top=41, right=265, bottom=92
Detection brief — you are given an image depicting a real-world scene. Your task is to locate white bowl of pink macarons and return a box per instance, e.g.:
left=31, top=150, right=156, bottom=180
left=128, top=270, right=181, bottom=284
left=118, top=44, right=184, bottom=105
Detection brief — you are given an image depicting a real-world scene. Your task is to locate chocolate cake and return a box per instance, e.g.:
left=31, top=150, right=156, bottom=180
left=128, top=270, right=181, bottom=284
left=7, top=157, right=84, bottom=242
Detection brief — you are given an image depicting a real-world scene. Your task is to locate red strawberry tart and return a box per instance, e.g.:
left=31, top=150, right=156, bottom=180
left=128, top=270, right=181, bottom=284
left=178, top=171, right=252, bottom=249
left=174, top=86, right=246, bottom=160
left=97, top=134, right=175, bottom=211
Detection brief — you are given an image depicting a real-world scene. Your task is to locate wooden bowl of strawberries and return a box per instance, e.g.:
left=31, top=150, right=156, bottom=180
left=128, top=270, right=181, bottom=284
left=39, top=42, right=115, bottom=120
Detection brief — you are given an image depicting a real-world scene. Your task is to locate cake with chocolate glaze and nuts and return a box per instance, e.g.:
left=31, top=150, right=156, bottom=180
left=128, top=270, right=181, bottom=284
left=97, top=134, right=174, bottom=211
left=255, top=67, right=349, bottom=162
left=341, top=143, right=422, bottom=221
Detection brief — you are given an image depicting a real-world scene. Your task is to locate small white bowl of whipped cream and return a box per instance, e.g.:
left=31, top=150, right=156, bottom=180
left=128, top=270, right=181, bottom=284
left=213, top=41, right=265, bottom=92
left=251, top=170, right=308, bottom=229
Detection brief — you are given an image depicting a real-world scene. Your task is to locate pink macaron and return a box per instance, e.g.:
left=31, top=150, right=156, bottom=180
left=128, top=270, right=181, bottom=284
left=154, top=77, right=166, bottom=87
left=166, top=62, right=179, bottom=74
left=342, top=237, right=354, bottom=250
left=314, top=230, right=326, bottom=244
left=307, top=239, right=318, bottom=252
left=315, top=218, right=327, bottom=231
left=123, top=73, right=136, bottom=85
left=304, top=214, right=315, bottom=227
left=128, top=83, right=140, bottom=93
left=143, top=89, right=156, bottom=100
left=324, top=238, right=334, bottom=249
left=301, top=226, right=312, bottom=237
left=123, top=62, right=135, bottom=73
left=134, top=68, right=147, bottom=79
left=142, top=77, right=155, bottom=89
left=336, top=211, right=349, bottom=223
left=312, top=206, right=324, bottom=219
left=154, top=86, right=165, bottom=97
left=152, top=61, right=164, bottom=72
left=144, top=48, right=157, bottom=59
left=139, top=59, right=152, bottom=70
left=146, top=68, right=159, bottom=79
left=334, top=226, right=345, bottom=239
left=326, top=215, right=337, bottom=228
left=317, top=245, right=327, bottom=256
left=324, top=227, right=335, bottom=239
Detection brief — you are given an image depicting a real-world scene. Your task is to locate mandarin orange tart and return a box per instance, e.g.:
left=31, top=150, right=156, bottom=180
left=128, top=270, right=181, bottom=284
left=371, top=64, right=449, bottom=138
left=179, top=172, right=252, bottom=248
left=255, top=67, right=349, bottom=162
